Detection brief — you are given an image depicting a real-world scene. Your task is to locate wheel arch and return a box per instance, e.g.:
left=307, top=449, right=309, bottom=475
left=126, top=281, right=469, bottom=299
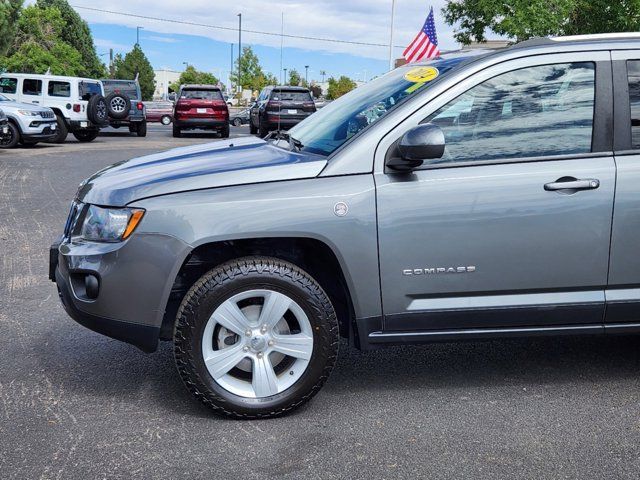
left=160, top=236, right=358, bottom=346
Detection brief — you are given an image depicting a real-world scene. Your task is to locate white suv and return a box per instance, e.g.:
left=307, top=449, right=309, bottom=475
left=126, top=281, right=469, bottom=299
left=0, top=74, right=108, bottom=143
left=0, top=94, right=57, bottom=148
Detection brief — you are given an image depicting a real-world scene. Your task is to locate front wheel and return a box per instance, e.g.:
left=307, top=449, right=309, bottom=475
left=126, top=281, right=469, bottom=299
left=161, top=115, right=172, bottom=125
left=173, top=257, right=339, bottom=419
left=232, top=118, right=242, bottom=127
left=0, top=122, right=20, bottom=148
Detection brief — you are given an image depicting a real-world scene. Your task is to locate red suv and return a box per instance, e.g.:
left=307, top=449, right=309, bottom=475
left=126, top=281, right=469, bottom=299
left=173, top=85, right=229, bottom=138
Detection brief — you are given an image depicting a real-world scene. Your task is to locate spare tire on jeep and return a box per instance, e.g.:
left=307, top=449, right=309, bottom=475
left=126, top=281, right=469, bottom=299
left=87, top=95, right=109, bottom=126
left=105, top=93, right=131, bottom=120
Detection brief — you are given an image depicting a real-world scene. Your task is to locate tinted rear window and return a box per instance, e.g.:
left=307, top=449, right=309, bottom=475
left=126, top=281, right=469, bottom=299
left=270, top=90, right=312, bottom=102
left=79, top=81, right=102, bottom=100
left=103, top=81, right=139, bottom=100
left=180, top=89, right=222, bottom=100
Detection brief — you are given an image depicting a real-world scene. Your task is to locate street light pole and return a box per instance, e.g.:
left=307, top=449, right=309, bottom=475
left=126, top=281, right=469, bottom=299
left=230, top=43, right=234, bottom=93
left=388, top=0, right=396, bottom=70
left=283, top=68, right=288, bottom=85
left=305, top=65, right=309, bottom=84
left=237, top=13, right=242, bottom=95
left=136, top=26, right=144, bottom=46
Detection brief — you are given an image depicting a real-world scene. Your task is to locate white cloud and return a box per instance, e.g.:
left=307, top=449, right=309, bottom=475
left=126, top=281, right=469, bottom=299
left=144, top=35, right=180, bottom=43
left=74, top=0, right=462, bottom=60
left=94, top=38, right=132, bottom=52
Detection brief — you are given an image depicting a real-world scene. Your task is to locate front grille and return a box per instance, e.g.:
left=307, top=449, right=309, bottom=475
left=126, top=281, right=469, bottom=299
left=39, top=110, right=55, bottom=119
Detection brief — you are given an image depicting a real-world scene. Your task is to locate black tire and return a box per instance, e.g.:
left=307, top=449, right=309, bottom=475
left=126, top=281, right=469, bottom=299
left=259, top=120, right=269, bottom=138
left=51, top=114, right=68, bottom=143
left=87, top=95, right=109, bottom=126
left=161, top=115, right=172, bottom=126
left=173, top=257, right=339, bottom=419
left=128, top=124, right=137, bottom=133
left=172, top=124, right=181, bottom=138
left=232, top=117, right=242, bottom=127
left=249, top=120, right=257, bottom=134
left=20, top=140, right=38, bottom=147
left=220, top=124, right=230, bottom=138
left=137, top=120, right=147, bottom=137
left=0, top=122, right=20, bottom=148
left=72, top=129, right=99, bottom=142
left=105, top=93, right=131, bottom=120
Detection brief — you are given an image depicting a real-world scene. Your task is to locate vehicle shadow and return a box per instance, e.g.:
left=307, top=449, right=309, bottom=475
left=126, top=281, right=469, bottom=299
left=42, top=321, right=640, bottom=420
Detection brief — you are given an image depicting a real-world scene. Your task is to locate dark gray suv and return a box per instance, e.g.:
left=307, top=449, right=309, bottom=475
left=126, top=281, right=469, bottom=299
left=50, top=34, right=640, bottom=418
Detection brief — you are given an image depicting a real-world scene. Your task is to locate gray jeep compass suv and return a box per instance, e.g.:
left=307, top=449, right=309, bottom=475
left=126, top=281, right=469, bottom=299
left=50, top=34, right=640, bottom=418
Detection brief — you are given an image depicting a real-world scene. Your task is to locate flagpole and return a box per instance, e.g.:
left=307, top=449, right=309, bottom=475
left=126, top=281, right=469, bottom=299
left=388, top=0, right=396, bottom=71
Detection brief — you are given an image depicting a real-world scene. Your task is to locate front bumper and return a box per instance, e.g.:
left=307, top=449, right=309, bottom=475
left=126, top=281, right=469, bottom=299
left=22, top=124, right=57, bottom=141
left=50, top=230, right=191, bottom=352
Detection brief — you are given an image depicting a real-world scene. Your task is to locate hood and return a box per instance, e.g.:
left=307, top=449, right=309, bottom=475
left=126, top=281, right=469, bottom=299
left=0, top=99, right=50, bottom=113
left=78, top=137, right=327, bottom=206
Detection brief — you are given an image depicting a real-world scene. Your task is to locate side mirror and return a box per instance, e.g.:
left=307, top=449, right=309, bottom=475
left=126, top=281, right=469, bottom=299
left=387, top=123, right=445, bottom=171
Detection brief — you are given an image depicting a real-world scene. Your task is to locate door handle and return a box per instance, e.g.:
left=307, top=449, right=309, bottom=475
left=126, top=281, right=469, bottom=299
left=544, top=177, right=600, bottom=193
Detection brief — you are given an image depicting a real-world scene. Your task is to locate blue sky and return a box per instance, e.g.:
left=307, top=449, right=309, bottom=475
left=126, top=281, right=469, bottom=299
left=91, top=23, right=391, bottom=83
left=78, top=0, right=465, bottom=84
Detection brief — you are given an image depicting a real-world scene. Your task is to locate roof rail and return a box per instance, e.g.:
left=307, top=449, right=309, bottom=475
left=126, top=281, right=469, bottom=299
left=512, top=32, right=640, bottom=49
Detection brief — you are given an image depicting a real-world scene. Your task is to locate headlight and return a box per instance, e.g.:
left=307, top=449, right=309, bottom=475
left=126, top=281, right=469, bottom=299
left=80, top=205, right=145, bottom=242
left=17, top=110, right=40, bottom=117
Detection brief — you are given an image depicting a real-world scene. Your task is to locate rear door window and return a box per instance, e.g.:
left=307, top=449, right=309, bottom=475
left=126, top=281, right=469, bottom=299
left=180, top=89, right=222, bottom=100
left=47, top=81, right=71, bottom=98
left=627, top=60, right=640, bottom=148
left=23, top=79, right=42, bottom=96
left=0, top=77, right=17, bottom=94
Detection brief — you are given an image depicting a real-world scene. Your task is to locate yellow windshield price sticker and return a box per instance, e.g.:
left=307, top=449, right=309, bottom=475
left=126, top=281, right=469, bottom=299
left=404, top=66, right=439, bottom=83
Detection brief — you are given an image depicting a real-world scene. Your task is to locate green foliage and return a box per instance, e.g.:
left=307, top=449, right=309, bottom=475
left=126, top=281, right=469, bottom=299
left=113, top=44, right=155, bottom=100
left=0, top=0, right=23, bottom=56
left=0, top=4, right=84, bottom=75
left=229, top=46, right=277, bottom=91
left=288, top=69, right=301, bottom=86
left=36, top=0, right=105, bottom=77
left=326, top=75, right=356, bottom=100
left=169, top=65, right=220, bottom=92
left=443, top=0, right=640, bottom=44
left=309, top=83, right=322, bottom=98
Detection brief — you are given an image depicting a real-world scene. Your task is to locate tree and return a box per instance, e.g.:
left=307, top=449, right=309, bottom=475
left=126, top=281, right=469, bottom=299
left=442, top=0, right=640, bottom=44
left=0, top=4, right=84, bottom=75
left=0, top=0, right=23, bottom=57
left=229, top=46, right=277, bottom=92
left=326, top=76, right=356, bottom=100
left=169, top=65, right=219, bottom=92
left=309, top=83, right=322, bottom=98
left=36, top=0, right=105, bottom=77
left=288, top=69, right=301, bottom=86
left=114, top=44, right=155, bottom=100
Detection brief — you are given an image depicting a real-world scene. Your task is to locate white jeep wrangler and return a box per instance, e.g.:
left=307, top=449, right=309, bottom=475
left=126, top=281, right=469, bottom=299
left=0, top=74, right=108, bottom=143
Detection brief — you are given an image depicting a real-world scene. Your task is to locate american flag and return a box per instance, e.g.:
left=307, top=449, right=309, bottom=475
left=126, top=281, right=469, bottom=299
left=403, top=7, right=440, bottom=63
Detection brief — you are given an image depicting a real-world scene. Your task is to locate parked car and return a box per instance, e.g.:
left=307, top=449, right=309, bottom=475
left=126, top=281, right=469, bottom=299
left=51, top=33, right=640, bottom=419
left=101, top=79, right=146, bottom=137
left=0, top=73, right=107, bottom=143
left=0, top=109, right=9, bottom=144
left=144, top=101, right=174, bottom=125
left=249, top=86, right=316, bottom=137
left=0, top=94, right=57, bottom=148
left=229, top=107, right=250, bottom=126
left=172, top=85, right=229, bottom=138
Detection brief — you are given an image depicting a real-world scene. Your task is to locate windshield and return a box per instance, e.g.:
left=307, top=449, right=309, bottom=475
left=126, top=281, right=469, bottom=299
left=288, top=56, right=473, bottom=156
left=103, top=81, right=139, bottom=100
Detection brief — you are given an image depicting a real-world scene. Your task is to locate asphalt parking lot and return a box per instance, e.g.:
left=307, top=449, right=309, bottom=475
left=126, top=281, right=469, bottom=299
left=2, top=124, right=640, bottom=479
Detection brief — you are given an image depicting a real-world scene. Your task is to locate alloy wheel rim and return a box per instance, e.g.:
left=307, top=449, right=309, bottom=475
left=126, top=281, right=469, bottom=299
left=201, top=289, right=313, bottom=398
left=111, top=97, right=127, bottom=113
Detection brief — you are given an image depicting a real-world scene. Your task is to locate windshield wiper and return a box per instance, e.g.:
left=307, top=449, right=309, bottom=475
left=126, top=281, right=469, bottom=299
left=266, top=131, right=303, bottom=152
left=288, top=135, right=303, bottom=152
